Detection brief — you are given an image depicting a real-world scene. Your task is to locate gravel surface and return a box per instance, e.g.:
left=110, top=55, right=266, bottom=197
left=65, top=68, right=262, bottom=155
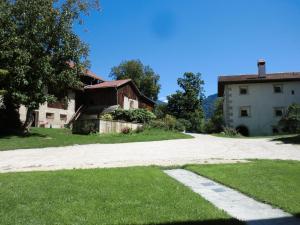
left=0, top=134, right=299, bottom=173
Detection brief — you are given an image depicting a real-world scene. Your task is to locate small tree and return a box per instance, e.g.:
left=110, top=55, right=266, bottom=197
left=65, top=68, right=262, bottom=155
left=205, top=98, right=224, bottom=133
left=153, top=103, right=167, bottom=119
left=167, top=72, right=205, bottom=132
left=0, top=0, right=99, bottom=133
left=110, top=60, right=161, bottom=101
left=279, top=103, right=300, bottom=133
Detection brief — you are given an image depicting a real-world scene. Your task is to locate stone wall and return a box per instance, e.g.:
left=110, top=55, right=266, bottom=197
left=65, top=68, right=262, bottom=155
left=72, top=119, right=142, bottom=134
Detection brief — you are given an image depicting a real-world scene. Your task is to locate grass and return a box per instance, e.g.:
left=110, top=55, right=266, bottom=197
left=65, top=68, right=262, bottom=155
left=0, top=127, right=192, bottom=151
left=186, top=160, right=300, bottom=217
left=0, top=167, right=243, bottom=225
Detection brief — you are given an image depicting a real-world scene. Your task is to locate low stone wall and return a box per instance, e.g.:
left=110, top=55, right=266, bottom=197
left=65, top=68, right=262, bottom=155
left=72, top=119, right=142, bottom=134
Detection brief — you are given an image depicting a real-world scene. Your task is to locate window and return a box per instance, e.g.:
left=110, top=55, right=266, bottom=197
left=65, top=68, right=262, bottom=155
left=240, top=106, right=250, bottom=117
left=46, top=113, right=54, bottom=120
left=60, top=114, right=67, bottom=122
left=129, top=100, right=135, bottom=109
left=273, top=84, right=283, bottom=93
left=274, top=107, right=284, bottom=117
left=239, top=86, right=248, bottom=95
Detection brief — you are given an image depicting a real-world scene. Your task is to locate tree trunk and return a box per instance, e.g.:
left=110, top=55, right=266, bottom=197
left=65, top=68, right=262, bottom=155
left=22, top=108, right=34, bottom=134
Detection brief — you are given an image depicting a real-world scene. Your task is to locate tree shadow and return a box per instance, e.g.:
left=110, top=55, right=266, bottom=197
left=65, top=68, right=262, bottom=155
left=272, top=135, right=300, bottom=145
left=142, top=215, right=300, bottom=225
left=0, top=132, right=47, bottom=139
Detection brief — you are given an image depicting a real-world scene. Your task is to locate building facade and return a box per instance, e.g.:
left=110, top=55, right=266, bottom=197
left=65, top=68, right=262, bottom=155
left=218, top=60, right=300, bottom=136
left=19, top=69, right=155, bottom=128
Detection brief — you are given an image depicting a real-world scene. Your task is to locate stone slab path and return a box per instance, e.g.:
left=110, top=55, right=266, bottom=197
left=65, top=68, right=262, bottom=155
left=164, top=169, right=300, bottom=225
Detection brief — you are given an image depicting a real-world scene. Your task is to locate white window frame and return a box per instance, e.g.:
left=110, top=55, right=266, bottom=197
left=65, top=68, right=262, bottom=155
left=240, top=106, right=251, bottom=117
left=273, top=84, right=283, bottom=94
left=239, top=86, right=248, bottom=95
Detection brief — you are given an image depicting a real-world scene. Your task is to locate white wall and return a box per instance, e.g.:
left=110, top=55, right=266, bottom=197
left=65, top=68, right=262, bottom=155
left=19, top=91, right=76, bottom=128
left=123, top=96, right=138, bottom=110
left=223, top=81, right=300, bottom=135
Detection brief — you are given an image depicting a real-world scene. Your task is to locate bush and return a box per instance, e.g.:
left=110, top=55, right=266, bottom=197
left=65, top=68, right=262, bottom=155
left=163, top=114, right=177, bottom=130
left=135, top=126, right=145, bottom=133
left=147, top=116, right=190, bottom=132
left=223, top=126, right=240, bottom=137
left=147, top=120, right=168, bottom=130
left=279, top=104, right=300, bottom=133
left=112, top=109, right=156, bottom=123
left=121, top=127, right=132, bottom=134
left=100, top=113, right=113, bottom=121
left=153, top=103, right=167, bottom=119
left=186, top=110, right=206, bottom=133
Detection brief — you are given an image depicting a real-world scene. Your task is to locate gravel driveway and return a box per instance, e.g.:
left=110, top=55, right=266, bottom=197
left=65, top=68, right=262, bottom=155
left=0, top=134, right=299, bottom=173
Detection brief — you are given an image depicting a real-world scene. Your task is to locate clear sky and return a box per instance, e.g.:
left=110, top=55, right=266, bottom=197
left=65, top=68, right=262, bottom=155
left=74, top=0, right=300, bottom=100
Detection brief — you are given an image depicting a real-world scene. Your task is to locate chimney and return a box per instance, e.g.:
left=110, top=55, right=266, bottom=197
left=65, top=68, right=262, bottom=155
left=257, top=59, right=266, bottom=77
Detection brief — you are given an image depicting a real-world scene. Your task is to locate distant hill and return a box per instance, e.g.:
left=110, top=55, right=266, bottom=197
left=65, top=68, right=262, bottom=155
left=155, top=100, right=167, bottom=105
left=203, top=94, right=218, bottom=119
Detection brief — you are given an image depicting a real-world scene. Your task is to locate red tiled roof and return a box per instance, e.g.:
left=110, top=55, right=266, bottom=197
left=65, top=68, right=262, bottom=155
left=218, top=72, right=300, bottom=97
left=84, top=69, right=104, bottom=81
left=84, top=79, right=132, bottom=89
left=84, top=79, right=155, bottom=104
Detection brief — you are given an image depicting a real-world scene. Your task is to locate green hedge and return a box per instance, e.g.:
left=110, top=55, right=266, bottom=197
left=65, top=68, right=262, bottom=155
left=111, top=109, right=156, bottom=123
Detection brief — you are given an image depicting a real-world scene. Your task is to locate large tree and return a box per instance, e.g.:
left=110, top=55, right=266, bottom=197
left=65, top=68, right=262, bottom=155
left=110, top=60, right=160, bottom=101
left=167, top=72, right=205, bottom=132
left=0, top=0, right=99, bottom=133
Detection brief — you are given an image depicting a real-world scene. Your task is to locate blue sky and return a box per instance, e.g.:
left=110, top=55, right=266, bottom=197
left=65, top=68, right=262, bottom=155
left=75, top=0, right=300, bottom=100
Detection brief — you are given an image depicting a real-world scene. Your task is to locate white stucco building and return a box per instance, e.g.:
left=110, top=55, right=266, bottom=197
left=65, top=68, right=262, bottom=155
left=218, top=60, right=300, bottom=136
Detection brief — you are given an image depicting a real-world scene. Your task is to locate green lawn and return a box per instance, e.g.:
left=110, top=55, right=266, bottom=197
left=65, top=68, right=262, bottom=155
left=0, top=128, right=192, bottom=151
left=186, top=160, right=300, bottom=217
left=0, top=167, right=243, bottom=225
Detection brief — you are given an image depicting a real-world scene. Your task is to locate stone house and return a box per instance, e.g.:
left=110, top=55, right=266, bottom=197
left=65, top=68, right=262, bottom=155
left=19, top=69, right=155, bottom=128
left=218, top=60, right=300, bottom=136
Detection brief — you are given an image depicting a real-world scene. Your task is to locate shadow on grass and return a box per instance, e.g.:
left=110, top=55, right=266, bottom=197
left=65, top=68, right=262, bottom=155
left=272, top=135, right=300, bottom=145
left=145, top=215, right=300, bottom=225
left=0, top=132, right=47, bottom=139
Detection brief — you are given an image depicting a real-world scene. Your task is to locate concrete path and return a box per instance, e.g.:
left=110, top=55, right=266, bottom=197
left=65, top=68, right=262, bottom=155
left=165, top=169, right=300, bottom=225
left=0, top=133, right=300, bottom=173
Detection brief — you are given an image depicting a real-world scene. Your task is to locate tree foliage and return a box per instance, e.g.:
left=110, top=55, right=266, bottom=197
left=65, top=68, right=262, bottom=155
left=0, top=0, right=99, bottom=132
left=167, top=72, right=205, bottom=132
left=279, top=103, right=300, bottom=133
left=204, top=97, right=224, bottom=133
left=110, top=60, right=161, bottom=101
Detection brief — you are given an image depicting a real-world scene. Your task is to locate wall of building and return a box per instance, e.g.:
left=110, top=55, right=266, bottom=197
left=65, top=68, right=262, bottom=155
left=85, top=88, right=117, bottom=107
left=19, top=91, right=76, bottom=128
left=224, top=81, right=300, bottom=135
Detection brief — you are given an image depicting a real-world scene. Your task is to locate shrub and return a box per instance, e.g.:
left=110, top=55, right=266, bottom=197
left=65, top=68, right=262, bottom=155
left=223, top=126, right=240, bottom=137
left=112, top=109, right=156, bottom=123
left=100, top=113, right=113, bottom=121
left=153, top=103, right=167, bottom=119
left=163, top=114, right=177, bottom=130
left=121, top=127, right=132, bottom=134
left=135, top=126, right=145, bottom=133
left=147, top=119, right=168, bottom=130
left=186, top=110, right=205, bottom=133
left=147, top=116, right=190, bottom=132
left=279, top=103, right=300, bottom=133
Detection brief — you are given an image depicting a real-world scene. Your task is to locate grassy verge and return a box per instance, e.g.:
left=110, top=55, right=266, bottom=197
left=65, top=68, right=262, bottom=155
left=186, top=160, right=300, bottom=217
left=0, top=128, right=192, bottom=151
left=0, top=167, right=243, bottom=225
